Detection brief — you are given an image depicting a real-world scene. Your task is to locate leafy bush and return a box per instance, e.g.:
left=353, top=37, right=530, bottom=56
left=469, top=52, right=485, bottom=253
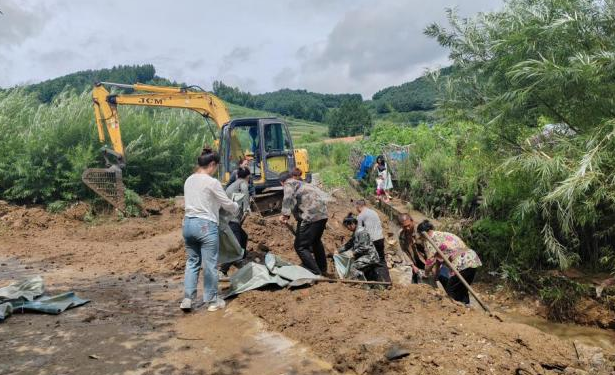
left=326, top=100, right=373, bottom=137
left=426, top=0, right=615, bottom=270
left=468, top=219, right=513, bottom=269
left=305, top=142, right=352, bottom=188
left=539, top=276, right=588, bottom=321
left=0, top=89, right=211, bottom=204
left=123, top=189, right=143, bottom=218
left=46, top=200, right=68, bottom=214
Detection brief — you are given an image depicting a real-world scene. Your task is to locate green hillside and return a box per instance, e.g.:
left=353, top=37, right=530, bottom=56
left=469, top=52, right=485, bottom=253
left=12, top=65, right=329, bottom=143
left=226, top=103, right=328, bottom=143
left=213, top=81, right=362, bottom=123
left=368, top=67, right=453, bottom=125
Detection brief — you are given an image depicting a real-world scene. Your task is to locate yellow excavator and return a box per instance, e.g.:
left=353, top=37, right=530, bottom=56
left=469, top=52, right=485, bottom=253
left=83, top=81, right=310, bottom=214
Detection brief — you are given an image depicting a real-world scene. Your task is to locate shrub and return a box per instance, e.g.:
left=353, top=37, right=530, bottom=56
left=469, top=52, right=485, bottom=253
left=0, top=89, right=211, bottom=204
left=538, top=276, right=588, bottom=321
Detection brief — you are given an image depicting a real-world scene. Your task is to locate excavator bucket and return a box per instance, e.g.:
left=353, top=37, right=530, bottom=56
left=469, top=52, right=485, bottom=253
left=251, top=189, right=284, bottom=217
left=82, top=166, right=125, bottom=211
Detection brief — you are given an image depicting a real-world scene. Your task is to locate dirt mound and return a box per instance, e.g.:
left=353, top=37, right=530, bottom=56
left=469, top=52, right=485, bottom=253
left=62, top=202, right=92, bottom=221
left=237, top=282, right=591, bottom=375
left=0, top=202, right=70, bottom=230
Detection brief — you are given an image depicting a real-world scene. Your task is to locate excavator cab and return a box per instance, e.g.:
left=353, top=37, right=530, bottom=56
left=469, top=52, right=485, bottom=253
left=219, top=118, right=297, bottom=215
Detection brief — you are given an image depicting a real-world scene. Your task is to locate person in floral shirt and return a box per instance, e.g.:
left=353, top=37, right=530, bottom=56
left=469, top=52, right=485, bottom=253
left=416, top=220, right=482, bottom=304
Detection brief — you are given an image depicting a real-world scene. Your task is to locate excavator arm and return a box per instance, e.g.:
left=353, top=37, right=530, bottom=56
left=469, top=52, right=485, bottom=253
left=85, top=82, right=232, bottom=210
left=92, top=82, right=230, bottom=164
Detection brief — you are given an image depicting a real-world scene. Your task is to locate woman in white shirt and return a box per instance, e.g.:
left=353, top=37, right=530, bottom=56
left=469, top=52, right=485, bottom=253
left=180, top=147, right=238, bottom=312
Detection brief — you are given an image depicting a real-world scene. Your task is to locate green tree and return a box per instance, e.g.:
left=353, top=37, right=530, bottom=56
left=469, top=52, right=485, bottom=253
left=426, top=0, right=615, bottom=269
left=326, top=100, right=373, bottom=137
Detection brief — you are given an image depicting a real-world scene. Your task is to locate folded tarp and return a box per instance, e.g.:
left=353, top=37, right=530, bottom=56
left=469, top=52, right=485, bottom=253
left=0, top=275, right=44, bottom=301
left=0, top=276, right=90, bottom=322
left=222, top=262, right=290, bottom=298
left=0, top=303, right=12, bottom=321
left=222, top=253, right=319, bottom=298
left=9, top=292, right=89, bottom=315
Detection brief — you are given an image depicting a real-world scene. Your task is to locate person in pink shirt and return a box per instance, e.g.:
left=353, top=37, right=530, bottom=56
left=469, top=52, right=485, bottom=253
left=416, top=220, right=482, bottom=304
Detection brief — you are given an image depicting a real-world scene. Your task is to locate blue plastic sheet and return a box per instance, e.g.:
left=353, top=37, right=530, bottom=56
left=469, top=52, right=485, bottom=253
left=356, top=155, right=375, bottom=180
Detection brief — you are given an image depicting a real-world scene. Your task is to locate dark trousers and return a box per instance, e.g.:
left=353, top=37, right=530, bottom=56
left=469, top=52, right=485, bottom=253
left=220, top=221, right=248, bottom=274
left=294, top=219, right=327, bottom=275
left=372, top=239, right=391, bottom=283
left=446, top=267, right=477, bottom=304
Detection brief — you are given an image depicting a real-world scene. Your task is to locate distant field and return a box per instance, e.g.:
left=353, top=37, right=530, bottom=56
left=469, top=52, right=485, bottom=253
left=226, top=103, right=329, bottom=140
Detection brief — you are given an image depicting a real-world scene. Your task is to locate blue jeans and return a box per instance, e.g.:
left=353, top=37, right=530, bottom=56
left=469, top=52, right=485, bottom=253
left=183, top=217, right=219, bottom=303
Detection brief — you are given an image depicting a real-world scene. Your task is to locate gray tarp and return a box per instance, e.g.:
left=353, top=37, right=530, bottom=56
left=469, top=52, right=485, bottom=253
left=222, top=253, right=319, bottom=298
left=0, top=275, right=44, bottom=301
left=9, top=292, right=89, bottom=315
left=218, top=219, right=244, bottom=265
left=217, top=192, right=247, bottom=266
left=0, top=276, right=90, bottom=322
left=333, top=254, right=353, bottom=279
left=0, top=303, right=12, bottom=321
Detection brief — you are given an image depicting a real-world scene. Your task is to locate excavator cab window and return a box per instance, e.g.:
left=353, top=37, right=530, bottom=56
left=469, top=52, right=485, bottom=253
left=221, top=120, right=261, bottom=182
left=263, top=123, right=290, bottom=152
left=263, top=122, right=293, bottom=176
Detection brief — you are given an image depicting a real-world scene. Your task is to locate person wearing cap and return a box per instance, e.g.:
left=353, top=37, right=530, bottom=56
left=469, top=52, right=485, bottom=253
left=354, top=199, right=391, bottom=282
left=278, top=171, right=329, bottom=275
left=338, top=213, right=380, bottom=281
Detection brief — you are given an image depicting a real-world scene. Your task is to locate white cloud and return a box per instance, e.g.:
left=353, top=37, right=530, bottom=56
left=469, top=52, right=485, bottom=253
left=281, top=0, right=503, bottom=97
left=0, top=0, right=501, bottom=96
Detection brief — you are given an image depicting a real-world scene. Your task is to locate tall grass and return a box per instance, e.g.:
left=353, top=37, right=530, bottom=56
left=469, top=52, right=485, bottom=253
left=0, top=90, right=211, bottom=204
left=305, top=142, right=352, bottom=187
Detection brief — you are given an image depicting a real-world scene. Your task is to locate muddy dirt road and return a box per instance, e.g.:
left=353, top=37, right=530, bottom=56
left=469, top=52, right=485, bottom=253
left=0, top=195, right=613, bottom=374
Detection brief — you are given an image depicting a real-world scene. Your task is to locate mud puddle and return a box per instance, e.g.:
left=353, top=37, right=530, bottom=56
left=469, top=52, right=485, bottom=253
left=504, top=313, right=615, bottom=352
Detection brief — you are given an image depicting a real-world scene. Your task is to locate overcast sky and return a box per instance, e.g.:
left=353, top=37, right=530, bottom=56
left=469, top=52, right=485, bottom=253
left=0, top=0, right=502, bottom=98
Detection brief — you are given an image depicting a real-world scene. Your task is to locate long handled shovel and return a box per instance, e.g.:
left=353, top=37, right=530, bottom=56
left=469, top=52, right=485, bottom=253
left=420, top=232, right=492, bottom=314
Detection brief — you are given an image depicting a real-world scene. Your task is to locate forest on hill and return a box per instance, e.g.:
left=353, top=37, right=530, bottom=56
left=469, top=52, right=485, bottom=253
left=4, top=62, right=442, bottom=138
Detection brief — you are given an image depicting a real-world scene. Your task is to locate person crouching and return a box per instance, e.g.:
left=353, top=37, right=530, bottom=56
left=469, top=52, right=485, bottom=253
left=338, top=213, right=380, bottom=281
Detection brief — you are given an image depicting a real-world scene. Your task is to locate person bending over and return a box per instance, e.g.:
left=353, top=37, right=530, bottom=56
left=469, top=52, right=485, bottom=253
left=338, top=213, right=380, bottom=281
left=278, top=171, right=329, bottom=275
left=416, top=220, right=482, bottom=304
